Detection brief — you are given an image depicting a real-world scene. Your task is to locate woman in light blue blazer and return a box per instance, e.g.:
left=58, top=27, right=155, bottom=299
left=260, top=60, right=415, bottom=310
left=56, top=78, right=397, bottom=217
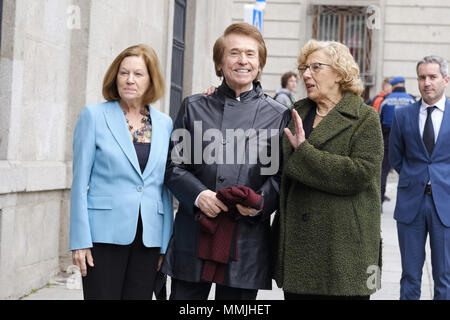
left=70, top=44, right=173, bottom=300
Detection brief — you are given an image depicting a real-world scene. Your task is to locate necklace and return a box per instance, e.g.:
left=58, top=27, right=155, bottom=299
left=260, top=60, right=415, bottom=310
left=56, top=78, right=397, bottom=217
left=122, top=107, right=152, bottom=143
left=316, top=108, right=328, bottom=117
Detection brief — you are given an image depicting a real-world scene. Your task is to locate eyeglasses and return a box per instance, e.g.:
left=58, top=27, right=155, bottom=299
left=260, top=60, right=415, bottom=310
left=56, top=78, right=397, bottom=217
left=298, top=62, right=331, bottom=74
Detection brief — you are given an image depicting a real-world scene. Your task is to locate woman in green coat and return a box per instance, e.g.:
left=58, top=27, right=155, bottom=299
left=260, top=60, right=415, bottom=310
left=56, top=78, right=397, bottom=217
left=272, top=39, right=383, bottom=300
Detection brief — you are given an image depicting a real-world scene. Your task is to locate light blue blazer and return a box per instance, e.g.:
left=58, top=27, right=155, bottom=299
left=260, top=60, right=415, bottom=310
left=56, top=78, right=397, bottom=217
left=390, top=98, right=450, bottom=226
left=70, top=101, right=173, bottom=253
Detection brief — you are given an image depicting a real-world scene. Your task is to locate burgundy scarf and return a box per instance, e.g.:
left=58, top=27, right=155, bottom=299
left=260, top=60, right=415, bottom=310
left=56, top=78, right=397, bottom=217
left=196, top=186, right=264, bottom=284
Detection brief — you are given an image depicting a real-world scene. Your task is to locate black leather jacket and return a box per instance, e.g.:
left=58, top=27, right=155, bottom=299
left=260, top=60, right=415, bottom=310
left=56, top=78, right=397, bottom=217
left=161, top=81, right=290, bottom=289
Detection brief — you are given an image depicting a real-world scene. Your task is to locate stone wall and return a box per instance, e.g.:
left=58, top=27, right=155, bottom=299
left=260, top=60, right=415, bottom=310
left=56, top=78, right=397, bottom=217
left=0, top=0, right=74, bottom=299
left=383, top=0, right=450, bottom=97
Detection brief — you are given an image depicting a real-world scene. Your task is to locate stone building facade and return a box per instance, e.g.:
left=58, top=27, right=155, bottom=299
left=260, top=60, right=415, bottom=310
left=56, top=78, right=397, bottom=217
left=235, top=0, right=450, bottom=100
left=1, top=0, right=449, bottom=299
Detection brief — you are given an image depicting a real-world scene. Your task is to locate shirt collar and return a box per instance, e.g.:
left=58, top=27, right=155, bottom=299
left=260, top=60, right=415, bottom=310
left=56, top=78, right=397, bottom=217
left=420, top=94, right=446, bottom=112
left=236, top=84, right=253, bottom=101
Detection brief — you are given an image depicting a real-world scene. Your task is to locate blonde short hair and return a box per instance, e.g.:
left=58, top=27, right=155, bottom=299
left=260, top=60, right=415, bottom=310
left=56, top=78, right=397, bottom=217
left=102, top=44, right=165, bottom=105
left=297, top=39, right=364, bottom=95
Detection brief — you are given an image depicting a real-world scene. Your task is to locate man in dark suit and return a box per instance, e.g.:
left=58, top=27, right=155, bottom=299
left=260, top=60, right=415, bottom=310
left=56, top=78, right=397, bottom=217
left=390, top=55, right=450, bottom=300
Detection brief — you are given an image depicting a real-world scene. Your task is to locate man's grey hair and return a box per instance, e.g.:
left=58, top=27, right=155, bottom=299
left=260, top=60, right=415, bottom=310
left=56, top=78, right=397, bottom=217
left=416, top=55, right=449, bottom=78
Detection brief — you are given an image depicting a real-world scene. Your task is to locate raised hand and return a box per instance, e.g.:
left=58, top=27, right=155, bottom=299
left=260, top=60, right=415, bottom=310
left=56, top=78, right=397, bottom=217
left=284, top=109, right=305, bottom=149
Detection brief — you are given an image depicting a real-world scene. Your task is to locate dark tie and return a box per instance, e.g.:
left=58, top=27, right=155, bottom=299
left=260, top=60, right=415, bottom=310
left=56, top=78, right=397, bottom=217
left=423, top=106, right=436, bottom=155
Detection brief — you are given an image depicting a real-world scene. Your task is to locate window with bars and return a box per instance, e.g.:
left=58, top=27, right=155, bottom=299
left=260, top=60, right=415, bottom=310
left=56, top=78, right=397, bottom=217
left=312, top=5, right=374, bottom=93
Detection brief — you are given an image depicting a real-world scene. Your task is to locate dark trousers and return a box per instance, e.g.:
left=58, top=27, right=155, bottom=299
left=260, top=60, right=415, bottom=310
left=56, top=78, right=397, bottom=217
left=170, top=278, right=258, bottom=300
left=397, top=193, right=450, bottom=300
left=381, top=128, right=391, bottom=203
left=284, top=292, right=370, bottom=300
left=82, top=216, right=161, bottom=300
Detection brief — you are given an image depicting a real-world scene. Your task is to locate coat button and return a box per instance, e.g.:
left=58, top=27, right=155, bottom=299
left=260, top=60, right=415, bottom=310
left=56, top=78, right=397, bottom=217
left=218, top=176, right=225, bottom=183
left=137, top=185, right=144, bottom=192
left=302, top=213, right=309, bottom=222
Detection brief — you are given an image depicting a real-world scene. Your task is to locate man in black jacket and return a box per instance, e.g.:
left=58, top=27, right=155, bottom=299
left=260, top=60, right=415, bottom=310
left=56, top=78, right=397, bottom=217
left=161, top=23, right=290, bottom=300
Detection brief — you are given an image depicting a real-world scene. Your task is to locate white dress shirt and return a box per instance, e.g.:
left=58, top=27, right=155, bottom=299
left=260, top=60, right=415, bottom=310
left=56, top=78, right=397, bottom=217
left=419, top=95, right=446, bottom=186
left=419, top=94, right=446, bottom=142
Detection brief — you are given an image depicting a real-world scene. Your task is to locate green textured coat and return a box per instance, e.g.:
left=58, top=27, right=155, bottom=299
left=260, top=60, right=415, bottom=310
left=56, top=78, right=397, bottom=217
left=272, top=92, right=383, bottom=296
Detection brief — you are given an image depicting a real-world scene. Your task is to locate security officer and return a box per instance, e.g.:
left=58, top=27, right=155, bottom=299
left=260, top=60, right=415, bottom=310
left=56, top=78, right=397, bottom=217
left=379, top=77, right=416, bottom=205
